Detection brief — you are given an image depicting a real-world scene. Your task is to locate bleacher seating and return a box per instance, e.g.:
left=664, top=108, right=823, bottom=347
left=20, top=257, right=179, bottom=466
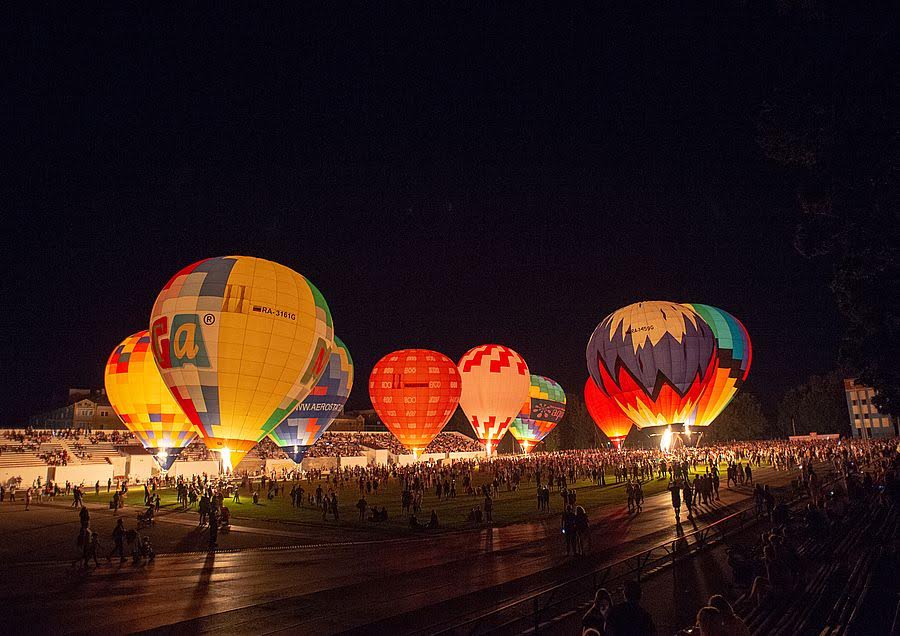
left=734, top=498, right=898, bottom=635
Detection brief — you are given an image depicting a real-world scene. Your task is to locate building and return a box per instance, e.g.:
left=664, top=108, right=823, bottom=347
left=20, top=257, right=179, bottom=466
left=843, top=379, right=898, bottom=439
left=29, top=389, right=122, bottom=430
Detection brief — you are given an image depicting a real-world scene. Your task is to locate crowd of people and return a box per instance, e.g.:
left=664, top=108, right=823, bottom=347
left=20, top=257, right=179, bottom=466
left=0, top=427, right=137, bottom=464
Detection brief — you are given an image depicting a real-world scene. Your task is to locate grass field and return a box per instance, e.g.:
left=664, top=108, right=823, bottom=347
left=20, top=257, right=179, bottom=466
left=79, top=462, right=731, bottom=532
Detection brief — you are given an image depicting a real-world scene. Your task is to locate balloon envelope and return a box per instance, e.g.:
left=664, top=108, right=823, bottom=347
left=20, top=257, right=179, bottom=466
left=458, top=344, right=530, bottom=454
left=149, top=256, right=334, bottom=468
left=682, top=303, right=752, bottom=427
left=584, top=378, right=633, bottom=449
left=586, top=301, right=717, bottom=428
left=509, top=374, right=566, bottom=453
left=269, top=336, right=353, bottom=463
left=369, top=349, right=461, bottom=453
left=104, top=331, right=197, bottom=470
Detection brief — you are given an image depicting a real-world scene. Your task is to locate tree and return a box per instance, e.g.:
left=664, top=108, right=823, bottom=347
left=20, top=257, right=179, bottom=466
left=776, top=372, right=851, bottom=438
left=702, top=392, right=770, bottom=442
left=756, top=2, right=899, bottom=413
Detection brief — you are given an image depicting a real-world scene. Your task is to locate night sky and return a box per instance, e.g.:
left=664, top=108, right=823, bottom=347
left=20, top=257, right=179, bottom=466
left=3, top=5, right=843, bottom=423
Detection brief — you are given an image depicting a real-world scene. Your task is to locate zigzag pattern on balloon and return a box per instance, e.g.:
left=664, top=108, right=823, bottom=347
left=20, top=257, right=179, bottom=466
left=460, top=345, right=527, bottom=375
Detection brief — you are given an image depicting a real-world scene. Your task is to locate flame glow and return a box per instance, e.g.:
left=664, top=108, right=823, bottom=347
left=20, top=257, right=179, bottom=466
left=220, top=447, right=233, bottom=472
left=660, top=426, right=673, bottom=453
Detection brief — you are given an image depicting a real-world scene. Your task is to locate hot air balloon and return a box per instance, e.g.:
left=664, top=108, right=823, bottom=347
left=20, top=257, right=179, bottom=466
left=509, top=375, right=566, bottom=453
left=104, top=331, right=197, bottom=470
left=149, top=256, right=334, bottom=469
left=458, top=344, right=530, bottom=455
left=269, top=336, right=353, bottom=463
left=586, top=301, right=717, bottom=430
left=682, top=304, right=752, bottom=428
left=584, top=378, right=633, bottom=449
left=369, top=349, right=461, bottom=454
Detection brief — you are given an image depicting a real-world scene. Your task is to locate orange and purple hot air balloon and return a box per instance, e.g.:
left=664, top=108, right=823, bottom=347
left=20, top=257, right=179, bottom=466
left=586, top=301, right=718, bottom=429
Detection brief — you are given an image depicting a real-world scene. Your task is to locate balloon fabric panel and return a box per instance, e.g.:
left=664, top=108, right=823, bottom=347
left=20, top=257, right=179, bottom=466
left=269, top=336, right=353, bottom=449
left=586, top=301, right=718, bottom=428
left=369, top=349, right=461, bottom=452
left=682, top=303, right=752, bottom=427
left=104, top=331, right=197, bottom=469
left=149, top=256, right=334, bottom=462
left=458, top=344, right=530, bottom=451
left=584, top=378, right=633, bottom=445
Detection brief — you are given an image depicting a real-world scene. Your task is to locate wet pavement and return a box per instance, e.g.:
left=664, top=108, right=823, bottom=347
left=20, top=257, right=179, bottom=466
left=0, top=464, right=805, bottom=634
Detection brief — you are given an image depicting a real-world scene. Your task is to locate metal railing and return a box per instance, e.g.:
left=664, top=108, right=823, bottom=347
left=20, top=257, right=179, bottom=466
left=432, top=504, right=761, bottom=636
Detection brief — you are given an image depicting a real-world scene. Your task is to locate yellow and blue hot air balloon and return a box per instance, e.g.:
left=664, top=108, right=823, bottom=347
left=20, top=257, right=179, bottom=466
left=586, top=301, right=718, bottom=429
left=682, top=303, right=752, bottom=428
left=104, top=331, right=197, bottom=470
left=509, top=375, right=566, bottom=453
left=149, top=256, right=334, bottom=469
left=269, top=336, right=353, bottom=463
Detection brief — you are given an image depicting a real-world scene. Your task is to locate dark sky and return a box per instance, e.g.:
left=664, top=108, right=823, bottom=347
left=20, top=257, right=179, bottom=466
left=3, top=5, right=843, bottom=423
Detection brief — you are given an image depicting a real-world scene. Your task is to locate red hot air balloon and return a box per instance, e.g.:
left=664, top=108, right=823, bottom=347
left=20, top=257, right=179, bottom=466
left=369, top=349, right=461, bottom=454
left=584, top=378, right=633, bottom=449
left=458, top=344, right=530, bottom=455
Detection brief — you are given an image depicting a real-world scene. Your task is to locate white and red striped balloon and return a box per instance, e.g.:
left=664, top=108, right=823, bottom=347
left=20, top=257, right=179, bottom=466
left=458, top=344, right=530, bottom=455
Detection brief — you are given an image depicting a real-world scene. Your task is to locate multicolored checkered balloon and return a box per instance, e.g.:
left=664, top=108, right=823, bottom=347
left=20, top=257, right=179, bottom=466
left=509, top=374, right=566, bottom=453
left=149, top=256, right=334, bottom=468
left=104, top=331, right=197, bottom=470
left=269, top=336, right=353, bottom=463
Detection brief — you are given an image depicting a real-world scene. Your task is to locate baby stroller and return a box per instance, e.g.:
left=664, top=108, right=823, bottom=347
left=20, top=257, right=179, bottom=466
left=129, top=532, right=155, bottom=564
left=219, top=506, right=231, bottom=531
left=137, top=506, right=155, bottom=529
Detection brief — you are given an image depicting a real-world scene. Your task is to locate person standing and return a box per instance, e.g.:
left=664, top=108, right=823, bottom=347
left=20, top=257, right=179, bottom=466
left=208, top=509, right=218, bottom=549
left=107, top=518, right=126, bottom=562
left=606, top=580, right=656, bottom=636
left=330, top=492, right=339, bottom=520
left=582, top=588, right=612, bottom=635
left=669, top=479, right=682, bottom=524
left=562, top=506, right=577, bottom=555
left=683, top=480, right=695, bottom=520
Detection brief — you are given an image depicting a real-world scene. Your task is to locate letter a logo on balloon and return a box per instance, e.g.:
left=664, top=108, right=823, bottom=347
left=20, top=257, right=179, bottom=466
left=170, top=315, right=210, bottom=368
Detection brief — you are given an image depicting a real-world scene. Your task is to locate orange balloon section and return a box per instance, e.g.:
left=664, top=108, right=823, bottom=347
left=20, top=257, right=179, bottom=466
left=584, top=378, right=633, bottom=449
left=369, top=349, right=461, bottom=453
